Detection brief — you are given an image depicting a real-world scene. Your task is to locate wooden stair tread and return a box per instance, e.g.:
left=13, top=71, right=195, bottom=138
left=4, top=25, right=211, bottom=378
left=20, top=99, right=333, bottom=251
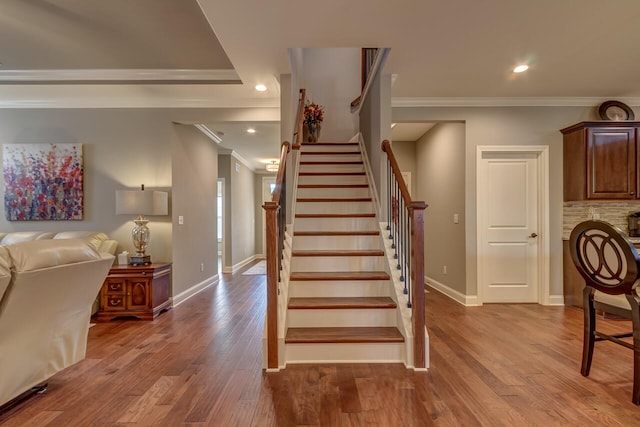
left=288, top=297, right=396, bottom=309
left=296, top=197, right=372, bottom=202
left=294, top=231, right=380, bottom=236
left=290, top=271, right=390, bottom=281
left=299, top=171, right=365, bottom=176
left=285, top=327, right=404, bottom=343
left=292, top=250, right=383, bottom=257
left=296, top=213, right=375, bottom=218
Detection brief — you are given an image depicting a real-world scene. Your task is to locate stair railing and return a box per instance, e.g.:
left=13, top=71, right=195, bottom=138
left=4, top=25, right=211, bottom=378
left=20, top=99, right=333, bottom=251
left=350, top=48, right=390, bottom=113
left=262, top=88, right=306, bottom=370
left=381, top=139, right=428, bottom=369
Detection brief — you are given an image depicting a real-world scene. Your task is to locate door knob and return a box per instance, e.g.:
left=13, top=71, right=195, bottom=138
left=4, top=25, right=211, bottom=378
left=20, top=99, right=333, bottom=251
left=529, top=233, right=538, bottom=238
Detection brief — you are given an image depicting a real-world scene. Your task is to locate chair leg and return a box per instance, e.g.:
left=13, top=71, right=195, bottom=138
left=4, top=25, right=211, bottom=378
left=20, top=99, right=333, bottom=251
left=581, top=286, right=595, bottom=377
left=626, top=293, right=640, bottom=406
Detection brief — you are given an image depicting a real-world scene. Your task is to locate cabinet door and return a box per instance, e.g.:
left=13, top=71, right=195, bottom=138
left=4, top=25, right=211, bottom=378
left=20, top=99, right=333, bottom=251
left=127, top=278, right=150, bottom=310
left=586, top=127, right=636, bottom=199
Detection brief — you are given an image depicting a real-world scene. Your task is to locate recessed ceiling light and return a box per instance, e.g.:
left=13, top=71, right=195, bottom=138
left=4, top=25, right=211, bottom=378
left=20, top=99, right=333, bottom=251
left=255, top=84, right=267, bottom=92
left=513, top=64, right=529, bottom=73
left=247, top=128, right=256, bottom=134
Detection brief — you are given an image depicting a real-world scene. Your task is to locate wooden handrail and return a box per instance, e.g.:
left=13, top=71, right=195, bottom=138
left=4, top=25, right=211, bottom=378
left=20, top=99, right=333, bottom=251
left=382, top=140, right=411, bottom=204
left=293, top=89, right=306, bottom=150
left=263, top=140, right=292, bottom=370
left=351, top=48, right=390, bottom=113
left=271, top=141, right=291, bottom=203
left=381, top=139, right=428, bottom=369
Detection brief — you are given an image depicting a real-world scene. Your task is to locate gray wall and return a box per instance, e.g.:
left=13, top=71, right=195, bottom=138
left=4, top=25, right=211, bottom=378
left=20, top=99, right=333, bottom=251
left=393, top=105, right=599, bottom=298
left=218, top=153, right=257, bottom=269
left=0, top=109, right=172, bottom=263
left=415, top=123, right=466, bottom=293
left=172, top=124, right=218, bottom=296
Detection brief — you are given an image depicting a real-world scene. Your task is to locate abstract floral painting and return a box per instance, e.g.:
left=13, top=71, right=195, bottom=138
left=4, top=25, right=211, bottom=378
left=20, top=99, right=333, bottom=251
left=3, top=144, right=83, bottom=220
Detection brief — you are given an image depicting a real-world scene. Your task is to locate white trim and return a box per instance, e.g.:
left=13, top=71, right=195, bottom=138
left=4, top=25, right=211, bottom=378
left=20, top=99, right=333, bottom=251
left=219, top=149, right=255, bottom=172
left=476, top=145, right=551, bottom=305
left=393, top=97, right=640, bottom=108
left=0, top=68, right=240, bottom=83
left=426, top=276, right=480, bottom=306
left=171, top=275, right=219, bottom=307
left=357, top=133, right=382, bottom=218
left=547, top=295, right=565, bottom=306
left=195, top=125, right=223, bottom=144
left=0, top=96, right=280, bottom=109
left=222, top=254, right=258, bottom=274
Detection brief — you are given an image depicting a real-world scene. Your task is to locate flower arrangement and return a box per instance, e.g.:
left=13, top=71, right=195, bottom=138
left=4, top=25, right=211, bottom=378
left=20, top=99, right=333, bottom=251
left=304, top=101, right=324, bottom=126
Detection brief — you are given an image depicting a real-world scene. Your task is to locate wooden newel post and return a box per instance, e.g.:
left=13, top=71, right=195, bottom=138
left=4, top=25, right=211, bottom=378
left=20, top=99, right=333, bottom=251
left=263, top=201, right=280, bottom=370
left=409, top=201, right=427, bottom=369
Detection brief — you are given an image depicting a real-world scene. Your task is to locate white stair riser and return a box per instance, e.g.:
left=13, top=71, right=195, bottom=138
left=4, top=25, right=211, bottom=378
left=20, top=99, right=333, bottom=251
left=288, top=308, right=396, bottom=327
left=295, top=201, right=373, bottom=214
left=293, top=235, right=381, bottom=250
left=285, top=342, right=404, bottom=364
left=297, top=175, right=368, bottom=185
left=301, top=145, right=360, bottom=153
left=296, top=187, right=370, bottom=198
left=294, top=217, right=378, bottom=231
left=291, top=255, right=385, bottom=271
left=288, top=280, right=392, bottom=297
left=299, top=164, right=364, bottom=173
left=300, top=152, right=362, bottom=163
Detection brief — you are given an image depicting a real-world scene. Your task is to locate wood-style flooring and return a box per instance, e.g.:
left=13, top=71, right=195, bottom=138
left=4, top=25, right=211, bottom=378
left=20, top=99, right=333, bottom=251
left=1, top=263, right=639, bottom=426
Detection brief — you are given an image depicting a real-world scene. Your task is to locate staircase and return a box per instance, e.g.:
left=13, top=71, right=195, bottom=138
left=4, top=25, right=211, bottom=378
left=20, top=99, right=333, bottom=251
left=284, top=141, right=406, bottom=364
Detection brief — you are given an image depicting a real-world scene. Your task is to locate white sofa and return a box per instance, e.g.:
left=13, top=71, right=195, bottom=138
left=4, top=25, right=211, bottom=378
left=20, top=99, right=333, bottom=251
left=0, top=231, right=118, bottom=255
left=0, top=239, right=114, bottom=407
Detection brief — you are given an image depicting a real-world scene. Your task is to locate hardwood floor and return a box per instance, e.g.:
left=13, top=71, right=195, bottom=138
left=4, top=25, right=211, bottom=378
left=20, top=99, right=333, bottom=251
left=2, top=264, right=639, bottom=426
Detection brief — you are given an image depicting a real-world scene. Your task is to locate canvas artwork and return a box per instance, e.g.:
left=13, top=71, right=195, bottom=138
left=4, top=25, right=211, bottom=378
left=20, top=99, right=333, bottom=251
left=3, top=144, right=83, bottom=220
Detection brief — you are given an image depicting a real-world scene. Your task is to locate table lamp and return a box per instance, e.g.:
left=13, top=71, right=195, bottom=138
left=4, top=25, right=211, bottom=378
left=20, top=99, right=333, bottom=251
left=116, top=185, right=168, bottom=265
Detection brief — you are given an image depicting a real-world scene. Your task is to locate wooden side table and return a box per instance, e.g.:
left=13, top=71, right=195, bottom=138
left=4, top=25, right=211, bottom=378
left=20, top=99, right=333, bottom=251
left=95, top=262, right=172, bottom=321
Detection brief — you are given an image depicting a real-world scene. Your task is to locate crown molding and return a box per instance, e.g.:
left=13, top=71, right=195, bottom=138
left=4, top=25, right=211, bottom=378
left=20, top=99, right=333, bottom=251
left=0, top=96, right=280, bottom=109
left=392, top=97, right=640, bottom=108
left=195, top=124, right=223, bottom=144
left=0, top=69, right=240, bottom=84
left=218, top=148, right=255, bottom=172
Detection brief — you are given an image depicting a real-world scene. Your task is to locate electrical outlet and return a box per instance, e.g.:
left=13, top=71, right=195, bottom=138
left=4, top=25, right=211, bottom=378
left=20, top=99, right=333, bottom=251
left=443, top=265, right=447, bottom=274
left=178, top=215, right=184, bottom=225
left=453, top=213, right=459, bottom=224
left=200, top=263, right=204, bottom=272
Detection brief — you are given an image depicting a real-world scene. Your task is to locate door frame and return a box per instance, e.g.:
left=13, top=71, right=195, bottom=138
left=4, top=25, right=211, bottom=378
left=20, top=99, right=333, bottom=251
left=476, top=145, right=550, bottom=305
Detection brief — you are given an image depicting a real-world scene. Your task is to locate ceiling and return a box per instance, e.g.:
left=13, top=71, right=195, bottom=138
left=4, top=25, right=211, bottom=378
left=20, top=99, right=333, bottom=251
left=1, top=0, right=640, bottom=168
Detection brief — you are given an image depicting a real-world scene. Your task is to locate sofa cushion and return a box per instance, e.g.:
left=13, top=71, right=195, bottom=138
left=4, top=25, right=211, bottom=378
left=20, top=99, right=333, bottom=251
left=53, top=231, right=108, bottom=250
left=5, top=239, right=105, bottom=272
left=0, top=231, right=55, bottom=245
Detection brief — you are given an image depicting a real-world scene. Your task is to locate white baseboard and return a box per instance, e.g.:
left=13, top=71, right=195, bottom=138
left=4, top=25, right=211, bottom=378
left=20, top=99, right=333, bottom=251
left=425, top=276, right=480, bottom=306
left=427, top=276, right=566, bottom=307
left=222, top=255, right=258, bottom=274
left=172, top=274, right=219, bottom=307
left=546, top=295, right=565, bottom=306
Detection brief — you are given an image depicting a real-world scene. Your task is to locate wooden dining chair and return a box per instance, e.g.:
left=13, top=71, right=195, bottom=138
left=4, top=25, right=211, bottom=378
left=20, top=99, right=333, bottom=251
left=569, top=220, right=640, bottom=405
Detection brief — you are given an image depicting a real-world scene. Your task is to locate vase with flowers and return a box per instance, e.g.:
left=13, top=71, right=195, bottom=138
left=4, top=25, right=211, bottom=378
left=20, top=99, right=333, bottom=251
left=303, top=100, right=324, bottom=142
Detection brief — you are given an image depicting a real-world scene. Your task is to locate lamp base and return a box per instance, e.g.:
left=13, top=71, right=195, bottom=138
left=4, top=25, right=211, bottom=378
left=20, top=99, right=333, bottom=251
left=129, top=254, right=151, bottom=266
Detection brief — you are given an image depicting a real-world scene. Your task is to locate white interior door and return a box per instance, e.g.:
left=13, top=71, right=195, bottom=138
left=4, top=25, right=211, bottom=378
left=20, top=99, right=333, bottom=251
left=478, top=151, right=539, bottom=303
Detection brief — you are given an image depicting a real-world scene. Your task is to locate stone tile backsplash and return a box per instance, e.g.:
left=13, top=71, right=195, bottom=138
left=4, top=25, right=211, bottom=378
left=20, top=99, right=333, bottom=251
left=563, top=202, right=640, bottom=239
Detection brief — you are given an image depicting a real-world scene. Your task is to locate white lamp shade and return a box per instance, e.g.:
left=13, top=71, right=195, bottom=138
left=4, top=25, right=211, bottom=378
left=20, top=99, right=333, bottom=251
left=116, top=190, right=168, bottom=215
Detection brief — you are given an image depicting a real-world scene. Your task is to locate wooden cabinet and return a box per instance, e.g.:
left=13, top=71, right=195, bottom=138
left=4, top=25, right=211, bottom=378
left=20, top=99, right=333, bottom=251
left=95, top=262, right=172, bottom=321
left=562, top=121, right=639, bottom=201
